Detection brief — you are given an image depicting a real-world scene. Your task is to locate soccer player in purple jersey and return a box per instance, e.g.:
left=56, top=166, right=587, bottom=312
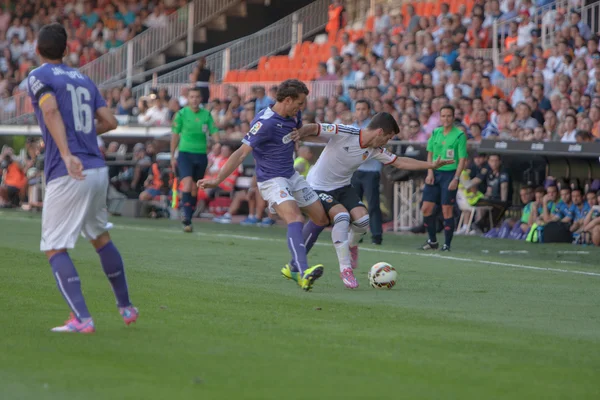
left=26, top=23, right=138, bottom=333
left=199, top=80, right=330, bottom=291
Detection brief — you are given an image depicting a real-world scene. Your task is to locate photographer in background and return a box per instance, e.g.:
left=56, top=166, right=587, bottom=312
left=0, top=146, right=27, bottom=208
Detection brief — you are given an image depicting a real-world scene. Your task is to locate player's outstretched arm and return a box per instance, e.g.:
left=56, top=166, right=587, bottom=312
left=198, top=143, right=252, bottom=188
left=40, top=94, right=84, bottom=180
left=291, top=124, right=320, bottom=141
left=391, top=157, right=454, bottom=171
left=95, top=106, right=118, bottom=135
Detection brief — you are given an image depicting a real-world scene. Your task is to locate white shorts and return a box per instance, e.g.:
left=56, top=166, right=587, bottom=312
left=40, top=167, right=113, bottom=251
left=257, top=172, right=319, bottom=213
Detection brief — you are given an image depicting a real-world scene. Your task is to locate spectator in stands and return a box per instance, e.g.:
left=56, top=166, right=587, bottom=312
left=253, top=86, right=272, bottom=114
left=191, top=56, right=212, bottom=104
left=326, top=0, right=346, bottom=42
left=138, top=94, right=170, bottom=126
left=0, top=146, right=27, bottom=207
left=561, top=114, right=579, bottom=142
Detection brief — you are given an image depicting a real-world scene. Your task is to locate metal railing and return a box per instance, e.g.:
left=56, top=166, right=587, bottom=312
left=81, top=0, right=240, bottom=87
left=131, top=0, right=331, bottom=98
left=135, top=80, right=366, bottom=105
left=581, top=0, right=600, bottom=35
left=492, top=0, right=578, bottom=67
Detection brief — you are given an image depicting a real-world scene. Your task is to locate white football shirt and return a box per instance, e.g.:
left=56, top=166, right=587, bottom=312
left=306, top=123, right=398, bottom=191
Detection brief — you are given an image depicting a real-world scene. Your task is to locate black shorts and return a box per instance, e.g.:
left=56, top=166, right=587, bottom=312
left=316, top=185, right=365, bottom=215
left=178, top=152, right=208, bottom=181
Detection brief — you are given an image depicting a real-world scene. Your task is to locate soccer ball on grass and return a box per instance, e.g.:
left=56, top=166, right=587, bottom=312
left=368, top=262, right=398, bottom=289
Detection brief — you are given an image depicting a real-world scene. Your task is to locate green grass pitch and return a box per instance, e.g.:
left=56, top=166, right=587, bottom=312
left=1, top=210, right=599, bottom=399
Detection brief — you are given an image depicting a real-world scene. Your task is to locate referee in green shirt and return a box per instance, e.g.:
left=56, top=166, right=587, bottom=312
left=171, top=87, right=219, bottom=232
left=420, top=105, right=468, bottom=251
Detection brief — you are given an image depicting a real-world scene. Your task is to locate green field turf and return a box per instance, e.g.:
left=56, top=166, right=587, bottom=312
left=1, top=210, right=599, bottom=400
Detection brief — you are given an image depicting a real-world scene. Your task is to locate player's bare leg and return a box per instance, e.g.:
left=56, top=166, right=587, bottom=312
left=328, top=204, right=358, bottom=289
left=257, top=189, right=275, bottom=227
left=420, top=201, right=439, bottom=250
left=348, top=206, right=370, bottom=270
left=181, top=176, right=196, bottom=232
left=90, top=232, right=138, bottom=325
left=45, top=248, right=95, bottom=333
left=276, top=200, right=324, bottom=291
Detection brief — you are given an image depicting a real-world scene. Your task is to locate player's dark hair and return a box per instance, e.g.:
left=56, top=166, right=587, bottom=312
left=37, top=23, right=67, bottom=61
left=188, top=87, right=202, bottom=96
left=276, top=79, right=309, bottom=102
left=355, top=99, right=371, bottom=110
left=367, top=112, right=400, bottom=136
left=440, top=104, right=455, bottom=116
left=534, top=186, right=546, bottom=194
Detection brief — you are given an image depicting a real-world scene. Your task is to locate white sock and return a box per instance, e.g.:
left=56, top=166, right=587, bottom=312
left=349, top=215, right=370, bottom=247
left=332, top=213, right=352, bottom=271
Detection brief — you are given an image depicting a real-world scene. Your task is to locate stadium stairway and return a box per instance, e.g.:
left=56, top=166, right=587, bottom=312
left=148, top=0, right=316, bottom=80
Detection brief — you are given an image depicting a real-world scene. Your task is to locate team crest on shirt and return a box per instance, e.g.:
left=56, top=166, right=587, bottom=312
left=280, top=190, right=288, bottom=198
left=250, top=121, right=262, bottom=135
left=323, top=124, right=336, bottom=133
left=362, top=151, right=369, bottom=160
left=195, top=117, right=199, bottom=122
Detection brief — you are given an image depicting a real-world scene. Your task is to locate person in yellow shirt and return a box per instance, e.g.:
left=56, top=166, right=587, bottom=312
left=294, top=146, right=313, bottom=178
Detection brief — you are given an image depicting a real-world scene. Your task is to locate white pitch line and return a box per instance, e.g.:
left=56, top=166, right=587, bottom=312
left=3, top=214, right=600, bottom=278
left=557, top=251, right=590, bottom=255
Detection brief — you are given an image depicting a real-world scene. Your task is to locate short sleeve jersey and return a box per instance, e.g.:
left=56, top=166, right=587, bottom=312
left=486, top=169, right=510, bottom=201
left=172, top=106, right=218, bottom=154
left=242, top=107, right=302, bottom=182
left=26, top=63, right=106, bottom=183
left=426, top=126, right=468, bottom=171
left=306, top=123, right=397, bottom=191
left=568, top=202, right=591, bottom=222
left=552, top=201, right=571, bottom=219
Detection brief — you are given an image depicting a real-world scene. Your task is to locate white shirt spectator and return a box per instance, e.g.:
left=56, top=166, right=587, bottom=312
left=341, top=42, right=355, bottom=56
left=21, top=39, right=36, bottom=60
left=139, top=105, right=170, bottom=126
left=561, top=129, right=578, bottom=143
left=517, top=22, right=535, bottom=47
left=374, top=15, right=391, bottom=34
left=90, top=27, right=111, bottom=42
left=6, top=26, right=26, bottom=42
left=9, top=42, right=23, bottom=62
left=145, top=12, right=168, bottom=29
left=547, top=55, right=564, bottom=74
left=511, top=87, right=528, bottom=108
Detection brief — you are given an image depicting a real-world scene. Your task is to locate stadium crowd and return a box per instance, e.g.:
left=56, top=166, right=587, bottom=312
left=0, top=0, right=178, bottom=101
left=81, top=0, right=600, bottom=145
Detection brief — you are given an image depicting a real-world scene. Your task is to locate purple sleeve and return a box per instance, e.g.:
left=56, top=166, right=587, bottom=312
left=242, top=119, right=270, bottom=148
left=26, top=69, right=54, bottom=103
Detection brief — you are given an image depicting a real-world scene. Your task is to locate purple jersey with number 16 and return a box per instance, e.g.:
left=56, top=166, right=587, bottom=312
left=242, top=107, right=302, bottom=183
left=27, top=63, right=106, bottom=183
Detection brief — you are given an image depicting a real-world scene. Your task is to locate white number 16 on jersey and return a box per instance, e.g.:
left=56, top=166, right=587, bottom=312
left=66, top=83, right=92, bottom=134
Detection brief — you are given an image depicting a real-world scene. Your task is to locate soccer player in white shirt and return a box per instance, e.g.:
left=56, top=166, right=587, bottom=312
left=284, top=112, right=451, bottom=288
